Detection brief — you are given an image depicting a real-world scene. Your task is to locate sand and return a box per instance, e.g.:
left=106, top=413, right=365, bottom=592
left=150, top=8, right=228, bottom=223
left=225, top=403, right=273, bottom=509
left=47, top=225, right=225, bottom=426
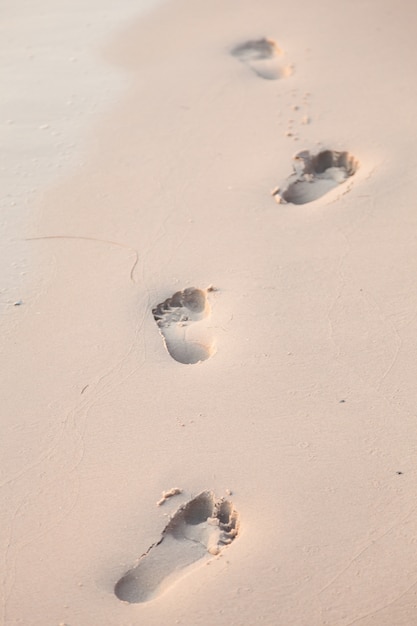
left=2, top=0, right=417, bottom=624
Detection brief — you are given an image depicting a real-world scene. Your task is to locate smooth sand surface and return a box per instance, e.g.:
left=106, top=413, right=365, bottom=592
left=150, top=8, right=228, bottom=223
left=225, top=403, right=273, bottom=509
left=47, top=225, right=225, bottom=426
left=2, top=1, right=417, bottom=624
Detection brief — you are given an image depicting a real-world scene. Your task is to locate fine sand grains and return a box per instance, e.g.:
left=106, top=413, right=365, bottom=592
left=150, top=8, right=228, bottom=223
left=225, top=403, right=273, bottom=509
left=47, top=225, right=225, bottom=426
left=4, top=2, right=417, bottom=625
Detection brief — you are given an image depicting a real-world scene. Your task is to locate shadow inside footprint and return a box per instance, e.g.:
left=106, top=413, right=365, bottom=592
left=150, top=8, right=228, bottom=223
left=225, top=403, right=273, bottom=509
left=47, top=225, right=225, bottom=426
left=274, top=149, right=359, bottom=205
left=114, top=491, right=240, bottom=604
left=231, top=37, right=292, bottom=80
left=152, top=287, right=215, bottom=365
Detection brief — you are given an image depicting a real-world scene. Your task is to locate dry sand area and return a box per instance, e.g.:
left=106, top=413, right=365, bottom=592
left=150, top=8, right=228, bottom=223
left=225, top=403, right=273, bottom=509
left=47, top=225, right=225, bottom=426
left=2, top=0, right=417, bottom=624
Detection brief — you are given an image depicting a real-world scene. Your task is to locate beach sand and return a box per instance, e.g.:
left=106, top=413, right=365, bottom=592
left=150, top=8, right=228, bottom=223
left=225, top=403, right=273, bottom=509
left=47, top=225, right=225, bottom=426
left=2, top=0, right=417, bottom=624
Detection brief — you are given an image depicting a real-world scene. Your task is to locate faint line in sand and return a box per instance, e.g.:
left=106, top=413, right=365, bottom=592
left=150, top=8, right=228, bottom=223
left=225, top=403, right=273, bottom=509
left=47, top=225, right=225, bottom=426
left=25, top=235, right=139, bottom=283
left=344, top=579, right=417, bottom=626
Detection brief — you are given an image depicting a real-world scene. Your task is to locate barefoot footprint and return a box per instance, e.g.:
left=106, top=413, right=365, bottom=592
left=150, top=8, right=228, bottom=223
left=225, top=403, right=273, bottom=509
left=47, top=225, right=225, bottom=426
left=114, top=491, right=240, bottom=604
left=273, top=149, right=359, bottom=205
left=152, top=287, right=216, bottom=365
left=231, top=38, right=293, bottom=80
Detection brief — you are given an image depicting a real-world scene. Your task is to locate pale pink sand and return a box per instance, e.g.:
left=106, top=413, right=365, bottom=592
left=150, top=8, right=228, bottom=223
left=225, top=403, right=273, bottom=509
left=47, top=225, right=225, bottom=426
left=2, top=1, right=417, bottom=625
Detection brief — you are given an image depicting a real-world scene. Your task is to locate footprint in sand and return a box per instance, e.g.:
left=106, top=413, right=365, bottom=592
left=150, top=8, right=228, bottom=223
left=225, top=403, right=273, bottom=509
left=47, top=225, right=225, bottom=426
left=152, top=287, right=216, bottom=365
left=231, top=38, right=293, bottom=81
left=114, top=491, right=240, bottom=604
left=273, top=149, right=359, bottom=205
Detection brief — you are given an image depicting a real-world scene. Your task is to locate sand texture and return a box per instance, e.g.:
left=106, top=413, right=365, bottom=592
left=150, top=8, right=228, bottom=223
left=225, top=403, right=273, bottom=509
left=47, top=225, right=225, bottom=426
left=2, top=0, right=417, bottom=624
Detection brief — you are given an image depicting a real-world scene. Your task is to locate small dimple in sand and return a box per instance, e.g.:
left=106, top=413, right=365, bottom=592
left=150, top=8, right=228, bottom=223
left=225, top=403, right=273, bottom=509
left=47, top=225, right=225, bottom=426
left=231, top=37, right=293, bottom=80
left=152, top=287, right=216, bottom=365
left=114, top=491, right=240, bottom=604
left=273, top=149, right=359, bottom=205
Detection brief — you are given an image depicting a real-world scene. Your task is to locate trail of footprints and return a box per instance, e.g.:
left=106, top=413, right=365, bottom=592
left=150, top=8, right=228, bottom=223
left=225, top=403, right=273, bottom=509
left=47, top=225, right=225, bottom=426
left=231, top=37, right=358, bottom=203
left=114, top=34, right=360, bottom=606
